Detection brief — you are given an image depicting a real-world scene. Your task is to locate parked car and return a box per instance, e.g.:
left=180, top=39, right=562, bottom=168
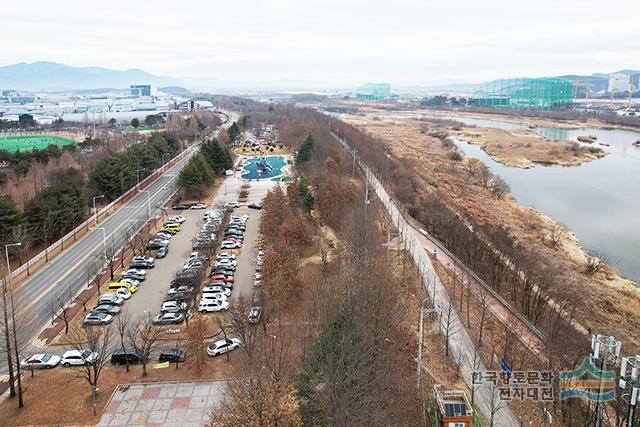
left=119, top=278, right=140, bottom=287
left=156, top=246, right=169, bottom=258
left=198, top=299, right=230, bottom=313
left=92, top=304, right=121, bottom=316
left=155, top=231, right=173, bottom=239
left=98, top=294, right=125, bottom=306
left=191, top=203, right=207, bottom=209
left=111, top=349, right=141, bottom=365
left=21, top=354, right=61, bottom=370
left=147, top=239, right=169, bottom=250
left=83, top=311, right=114, bottom=326
left=217, top=252, right=236, bottom=260
left=168, top=286, right=194, bottom=298
left=159, top=348, right=185, bottom=363
left=153, top=312, right=184, bottom=325
left=202, top=285, right=232, bottom=296
left=200, top=292, right=228, bottom=302
left=209, top=280, right=233, bottom=289
left=106, top=287, right=132, bottom=300
left=248, top=203, right=262, bottom=210
left=161, top=301, right=187, bottom=313
left=220, top=240, right=241, bottom=249
left=172, top=204, right=189, bottom=210
left=216, top=258, right=238, bottom=267
left=207, top=338, right=241, bottom=356
left=248, top=306, right=263, bottom=324
left=61, top=349, right=98, bottom=367
left=164, top=223, right=181, bottom=232
left=133, top=255, right=155, bottom=264
left=168, top=215, right=186, bottom=223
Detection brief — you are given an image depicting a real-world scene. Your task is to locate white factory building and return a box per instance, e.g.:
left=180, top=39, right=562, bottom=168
left=608, top=74, right=631, bottom=93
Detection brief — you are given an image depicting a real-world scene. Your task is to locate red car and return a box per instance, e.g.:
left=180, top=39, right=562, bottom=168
left=210, top=274, right=234, bottom=283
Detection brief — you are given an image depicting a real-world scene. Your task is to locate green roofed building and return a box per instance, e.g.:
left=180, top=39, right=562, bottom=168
left=356, top=83, right=391, bottom=100
left=472, top=77, right=573, bottom=110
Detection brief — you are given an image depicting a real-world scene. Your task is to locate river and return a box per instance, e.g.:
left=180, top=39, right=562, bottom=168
left=437, top=114, right=640, bottom=284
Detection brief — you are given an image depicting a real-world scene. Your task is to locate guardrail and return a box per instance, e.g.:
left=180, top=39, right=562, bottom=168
left=10, top=143, right=196, bottom=279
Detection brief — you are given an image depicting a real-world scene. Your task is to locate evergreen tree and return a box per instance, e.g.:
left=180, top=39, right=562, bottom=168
left=295, top=134, right=314, bottom=164
left=0, top=196, right=21, bottom=246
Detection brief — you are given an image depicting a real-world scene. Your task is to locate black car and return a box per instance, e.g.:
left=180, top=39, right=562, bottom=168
left=172, top=204, right=189, bottom=210
left=156, top=246, right=168, bottom=258
left=159, top=348, right=185, bottom=363
left=248, top=203, right=262, bottom=210
left=111, top=349, right=141, bottom=365
left=147, top=240, right=169, bottom=250
left=131, top=261, right=154, bottom=269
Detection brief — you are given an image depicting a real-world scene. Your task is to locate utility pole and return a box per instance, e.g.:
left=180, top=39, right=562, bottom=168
left=591, top=334, right=621, bottom=427
left=93, top=194, right=105, bottom=225
left=620, top=355, right=640, bottom=427
left=5, top=242, right=23, bottom=406
left=136, top=168, right=145, bottom=191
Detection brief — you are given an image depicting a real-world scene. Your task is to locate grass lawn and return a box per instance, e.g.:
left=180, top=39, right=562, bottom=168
left=0, top=135, right=77, bottom=152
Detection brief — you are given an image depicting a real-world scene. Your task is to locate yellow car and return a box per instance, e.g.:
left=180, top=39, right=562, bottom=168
left=107, top=281, right=138, bottom=294
left=164, top=223, right=181, bottom=232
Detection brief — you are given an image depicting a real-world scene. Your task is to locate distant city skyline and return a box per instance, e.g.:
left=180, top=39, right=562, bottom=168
left=2, top=0, right=639, bottom=89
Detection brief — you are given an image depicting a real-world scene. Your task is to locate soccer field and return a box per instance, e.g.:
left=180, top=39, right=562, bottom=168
left=0, top=135, right=77, bottom=152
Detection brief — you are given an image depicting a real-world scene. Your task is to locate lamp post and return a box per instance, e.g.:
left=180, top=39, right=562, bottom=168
left=141, top=190, right=151, bottom=218
left=136, top=168, right=145, bottom=191
left=5, top=242, right=24, bottom=407
left=93, top=195, right=105, bottom=225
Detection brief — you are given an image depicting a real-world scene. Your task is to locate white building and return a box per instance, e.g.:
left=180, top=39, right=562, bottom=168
left=608, top=74, right=631, bottom=93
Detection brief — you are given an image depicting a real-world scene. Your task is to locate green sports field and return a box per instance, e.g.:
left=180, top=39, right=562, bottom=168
left=0, top=135, right=77, bottom=153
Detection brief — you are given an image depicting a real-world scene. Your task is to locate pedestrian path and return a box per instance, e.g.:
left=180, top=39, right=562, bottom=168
left=97, top=380, right=227, bottom=427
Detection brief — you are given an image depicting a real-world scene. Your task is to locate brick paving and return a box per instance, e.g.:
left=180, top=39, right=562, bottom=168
left=97, top=380, right=227, bottom=427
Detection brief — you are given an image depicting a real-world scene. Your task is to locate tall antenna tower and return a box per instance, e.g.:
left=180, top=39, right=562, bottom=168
left=591, top=335, right=622, bottom=427
left=620, top=355, right=640, bottom=427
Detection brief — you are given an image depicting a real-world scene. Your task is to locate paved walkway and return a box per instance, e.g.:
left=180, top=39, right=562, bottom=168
left=97, top=380, right=227, bottom=427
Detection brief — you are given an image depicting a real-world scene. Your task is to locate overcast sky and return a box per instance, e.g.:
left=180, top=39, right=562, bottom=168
left=2, top=0, right=639, bottom=88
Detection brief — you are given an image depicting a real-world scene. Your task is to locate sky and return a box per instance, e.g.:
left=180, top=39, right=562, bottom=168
left=2, top=0, right=639, bottom=89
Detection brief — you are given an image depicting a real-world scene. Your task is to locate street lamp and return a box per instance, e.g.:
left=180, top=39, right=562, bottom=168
left=93, top=195, right=105, bottom=225
left=4, top=242, right=23, bottom=407
left=90, top=227, right=107, bottom=261
left=136, top=168, right=145, bottom=191
left=140, top=190, right=151, bottom=218
left=4, top=242, right=21, bottom=279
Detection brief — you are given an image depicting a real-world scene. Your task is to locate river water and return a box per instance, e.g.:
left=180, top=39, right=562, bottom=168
left=435, top=114, right=640, bottom=284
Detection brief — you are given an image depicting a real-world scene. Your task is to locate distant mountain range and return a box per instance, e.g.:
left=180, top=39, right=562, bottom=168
left=0, top=61, right=181, bottom=91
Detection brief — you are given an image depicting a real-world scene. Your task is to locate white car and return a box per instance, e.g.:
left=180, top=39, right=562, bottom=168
left=125, top=268, right=146, bottom=276
left=21, top=354, right=61, bottom=369
left=168, top=215, right=186, bottom=223
left=216, top=259, right=237, bottom=267
left=152, top=312, right=184, bottom=325
left=207, top=338, right=241, bottom=356
left=83, top=312, right=114, bottom=325
left=202, top=285, right=232, bottom=297
left=201, top=292, right=228, bottom=302
left=161, top=301, right=187, bottom=313
left=132, top=255, right=154, bottom=263
left=216, top=252, right=236, bottom=261
left=191, top=203, right=207, bottom=209
left=61, top=349, right=98, bottom=367
left=107, top=287, right=132, bottom=300
left=198, top=299, right=230, bottom=313
left=220, top=240, right=241, bottom=249
left=224, top=201, right=240, bottom=209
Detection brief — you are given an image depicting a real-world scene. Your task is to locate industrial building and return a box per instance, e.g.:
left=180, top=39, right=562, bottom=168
left=355, top=83, right=391, bottom=100
left=130, top=84, right=153, bottom=97
left=608, top=73, right=631, bottom=93
left=472, top=77, right=573, bottom=110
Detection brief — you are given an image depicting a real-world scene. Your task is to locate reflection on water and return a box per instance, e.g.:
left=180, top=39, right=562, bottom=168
left=445, top=116, right=640, bottom=284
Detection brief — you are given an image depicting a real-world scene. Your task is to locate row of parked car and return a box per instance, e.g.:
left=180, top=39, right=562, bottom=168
left=220, top=213, right=248, bottom=249
left=82, top=255, right=155, bottom=326
left=145, top=215, right=186, bottom=256
left=192, top=209, right=224, bottom=250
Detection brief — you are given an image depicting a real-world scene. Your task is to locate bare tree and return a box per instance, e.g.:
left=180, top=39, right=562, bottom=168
left=114, top=309, right=131, bottom=372
left=184, top=316, right=210, bottom=376
left=490, top=175, right=510, bottom=200
left=67, top=325, right=113, bottom=415
left=584, top=250, right=610, bottom=276
left=488, top=382, right=506, bottom=427
left=127, top=313, right=163, bottom=376
left=546, top=222, right=566, bottom=248
left=103, top=236, right=121, bottom=280
left=50, top=287, right=74, bottom=334
left=442, top=298, right=456, bottom=357
left=0, top=276, right=16, bottom=398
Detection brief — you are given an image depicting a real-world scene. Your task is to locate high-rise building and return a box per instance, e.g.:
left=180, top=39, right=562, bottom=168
left=130, top=84, right=152, bottom=97
left=355, top=83, right=391, bottom=100
left=608, top=74, right=631, bottom=93
left=472, top=78, right=573, bottom=110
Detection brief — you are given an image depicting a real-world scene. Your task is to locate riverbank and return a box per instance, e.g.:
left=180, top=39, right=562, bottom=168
left=454, top=126, right=606, bottom=168
left=339, top=111, right=640, bottom=353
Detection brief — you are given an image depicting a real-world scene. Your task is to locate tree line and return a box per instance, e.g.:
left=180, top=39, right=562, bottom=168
left=177, top=138, right=233, bottom=199
left=89, top=132, right=181, bottom=200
